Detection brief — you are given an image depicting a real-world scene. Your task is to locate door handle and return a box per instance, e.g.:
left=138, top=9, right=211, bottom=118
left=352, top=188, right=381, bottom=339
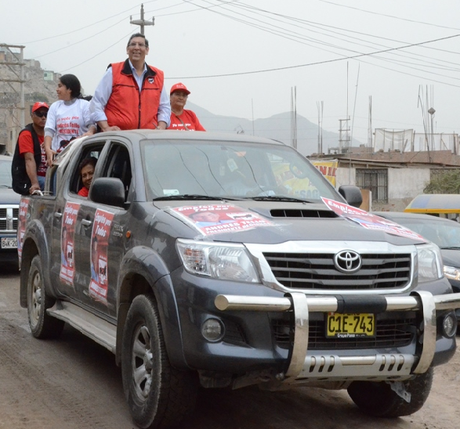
left=82, top=219, right=92, bottom=227
left=54, top=212, right=62, bottom=219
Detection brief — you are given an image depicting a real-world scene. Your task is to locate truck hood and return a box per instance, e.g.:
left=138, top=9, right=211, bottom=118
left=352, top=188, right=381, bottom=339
left=154, top=200, right=426, bottom=246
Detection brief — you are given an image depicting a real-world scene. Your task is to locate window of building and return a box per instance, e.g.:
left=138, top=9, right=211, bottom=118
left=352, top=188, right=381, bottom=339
left=356, top=168, right=388, bottom=203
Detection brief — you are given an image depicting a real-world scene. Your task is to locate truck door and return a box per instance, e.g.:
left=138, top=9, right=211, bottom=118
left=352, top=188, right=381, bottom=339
left=52, top=144, right=105, bottom=302
left=74, top=143, right=132, bottom=318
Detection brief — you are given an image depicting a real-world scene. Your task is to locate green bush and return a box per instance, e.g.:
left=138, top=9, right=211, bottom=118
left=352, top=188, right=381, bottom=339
left=424, top=170, right=460, bottom=194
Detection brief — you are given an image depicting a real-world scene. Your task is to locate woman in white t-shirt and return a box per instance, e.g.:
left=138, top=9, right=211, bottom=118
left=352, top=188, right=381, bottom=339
left=44, top=74, right=96, bottom=166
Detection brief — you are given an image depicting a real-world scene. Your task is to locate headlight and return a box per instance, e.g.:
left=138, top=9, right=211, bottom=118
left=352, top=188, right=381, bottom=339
left=176, top=239, right=260, bottom=283
left=444, top=265, right=460, bottom=281
left=416, top=243, right=443, bottom=283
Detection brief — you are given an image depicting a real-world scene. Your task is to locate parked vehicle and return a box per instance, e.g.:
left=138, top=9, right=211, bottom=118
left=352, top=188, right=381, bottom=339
left=0, top=154, right=20, bottom=267
left=18, top=131, right=460, bottom=429
left=405, top=193, right=460, bottom=221
left=374, top=211, right=460, bottom=320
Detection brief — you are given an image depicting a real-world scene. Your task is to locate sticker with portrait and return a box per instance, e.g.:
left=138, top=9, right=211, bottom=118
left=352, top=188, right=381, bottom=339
left=172, top=204, right=272, bottom=235
left=89, top=209, right=114, bottom=304
left=59, top=202, right=80, bottom=286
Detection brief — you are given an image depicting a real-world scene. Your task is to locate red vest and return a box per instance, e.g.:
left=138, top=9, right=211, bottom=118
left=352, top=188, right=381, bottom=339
left=105, top=60, right=164, bottom=130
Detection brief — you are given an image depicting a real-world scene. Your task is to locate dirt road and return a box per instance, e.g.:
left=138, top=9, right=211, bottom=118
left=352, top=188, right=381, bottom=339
left=1, top=265, right=459, bottom=429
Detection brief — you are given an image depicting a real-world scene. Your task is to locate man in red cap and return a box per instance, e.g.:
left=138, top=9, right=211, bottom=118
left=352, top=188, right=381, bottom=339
left=11, top=102, right=49, bottom=194
left=168, top=83, right=206, bottom=131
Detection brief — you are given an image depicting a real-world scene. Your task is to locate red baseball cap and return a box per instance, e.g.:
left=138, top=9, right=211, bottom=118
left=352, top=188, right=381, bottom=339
left=32, top=102, right=49, bottom=112
left=170, top=83, right=190, bottom=95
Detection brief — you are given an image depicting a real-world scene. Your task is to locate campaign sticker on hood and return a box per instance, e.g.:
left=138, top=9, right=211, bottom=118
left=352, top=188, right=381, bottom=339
left=322, top=197, right=425, bottom=241
left=172, top=204, right=272, bottom=235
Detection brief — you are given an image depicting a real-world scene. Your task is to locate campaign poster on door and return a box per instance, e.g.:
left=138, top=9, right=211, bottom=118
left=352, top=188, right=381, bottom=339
left=89, top=209, right=113, bottom=304
left=17, top=197, right=30, bottom=264
left=59, top=202, right=80, bottom=286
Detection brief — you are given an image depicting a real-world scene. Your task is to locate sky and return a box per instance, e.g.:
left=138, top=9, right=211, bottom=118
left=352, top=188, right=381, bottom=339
left=2, top=0, right=460, bottom=147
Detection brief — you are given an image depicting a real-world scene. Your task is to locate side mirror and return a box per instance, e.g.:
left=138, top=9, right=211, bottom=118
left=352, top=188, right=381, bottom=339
left=90, top=177, right=125, bottom=208
left=338, top=185, right=363, bottom=208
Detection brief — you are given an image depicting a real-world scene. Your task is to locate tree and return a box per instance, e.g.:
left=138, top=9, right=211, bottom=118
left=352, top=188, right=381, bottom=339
left=424, top=170, right=460, bottom=194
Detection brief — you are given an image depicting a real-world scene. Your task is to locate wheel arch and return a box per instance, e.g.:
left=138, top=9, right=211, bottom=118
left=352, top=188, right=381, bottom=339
left=115, top=248, right=187, bottom=369
left=19, top=221, right=52, bottom=308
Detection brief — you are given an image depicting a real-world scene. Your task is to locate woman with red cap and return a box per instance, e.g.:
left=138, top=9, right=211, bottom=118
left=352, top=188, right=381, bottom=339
left=168, top=83, right=205, bottom=131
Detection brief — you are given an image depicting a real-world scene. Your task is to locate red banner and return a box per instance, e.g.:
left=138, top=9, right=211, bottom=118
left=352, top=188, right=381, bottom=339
left=60, top=202, right=80, bottom=286
left=89, top=209, right=114, bottom=303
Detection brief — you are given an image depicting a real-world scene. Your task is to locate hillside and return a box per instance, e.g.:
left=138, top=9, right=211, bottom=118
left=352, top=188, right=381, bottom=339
left=188, top=102, right=348, bottom=156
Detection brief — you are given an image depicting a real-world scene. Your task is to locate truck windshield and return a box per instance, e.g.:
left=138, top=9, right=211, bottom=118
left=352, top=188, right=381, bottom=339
left=141, top=139, right=340, bottom=202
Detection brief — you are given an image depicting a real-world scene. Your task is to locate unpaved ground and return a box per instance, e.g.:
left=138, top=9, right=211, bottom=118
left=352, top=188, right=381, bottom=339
left=1, top=265, right=459, bottom=429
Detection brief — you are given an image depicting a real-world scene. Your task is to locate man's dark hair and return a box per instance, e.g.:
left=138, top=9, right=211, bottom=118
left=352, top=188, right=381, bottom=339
left=59, top=74, right=82, bottom=99
left=127, top=33, right=149, bottom=48
left=79, top=156, right=97, bottom=173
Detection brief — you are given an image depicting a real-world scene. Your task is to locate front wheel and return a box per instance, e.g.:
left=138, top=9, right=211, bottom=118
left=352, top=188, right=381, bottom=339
left=347, top=368, right=434, bottom=417
left=27, top=255, right=64, bottom=339
left=121, top=294, right=198, bottom=429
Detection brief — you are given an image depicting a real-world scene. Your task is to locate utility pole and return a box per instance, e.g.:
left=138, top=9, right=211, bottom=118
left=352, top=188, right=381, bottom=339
left=130, top=4, right=155, bottom=35
left=368, top=96, right=373, bottom=149
left=291, top=86, right=297, bottom=150
left=317, top=101, right=323, bottom=154
left=338, top=118, right=350, bottom=153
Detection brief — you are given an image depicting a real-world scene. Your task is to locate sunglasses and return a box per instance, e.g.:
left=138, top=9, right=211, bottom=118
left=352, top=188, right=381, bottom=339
left=34, top=111, right=48, bottom=118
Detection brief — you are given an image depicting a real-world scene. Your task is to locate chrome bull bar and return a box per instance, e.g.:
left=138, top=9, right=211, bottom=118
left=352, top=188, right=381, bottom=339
left=215, top=292, right=460, bottom=382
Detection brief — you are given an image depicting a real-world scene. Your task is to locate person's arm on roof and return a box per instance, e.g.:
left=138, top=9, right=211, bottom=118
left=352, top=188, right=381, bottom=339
left=44, top=104, right=57, bottom=166
left=156, top=85, right=171, bottom=130
left=24, top=152, right=40, bottom=193
left=81, top=100, right=97, bottom=136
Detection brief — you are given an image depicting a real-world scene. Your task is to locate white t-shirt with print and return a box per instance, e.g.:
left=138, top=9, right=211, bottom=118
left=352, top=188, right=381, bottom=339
left=45, top=98, right=93, bottom=151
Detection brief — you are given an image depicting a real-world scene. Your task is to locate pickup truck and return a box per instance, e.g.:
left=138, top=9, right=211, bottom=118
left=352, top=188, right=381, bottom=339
left=18, top=130, right=460, bottom=429
left=0, top=154, right=20, bottom=267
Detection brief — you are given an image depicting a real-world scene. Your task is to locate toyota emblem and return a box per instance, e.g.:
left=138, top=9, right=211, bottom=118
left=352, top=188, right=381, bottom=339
left=334, top=250, right=362, bottom=273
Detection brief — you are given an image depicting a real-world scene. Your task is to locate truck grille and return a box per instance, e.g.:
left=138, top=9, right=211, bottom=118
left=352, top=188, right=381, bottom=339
left=272, top=313, right=415, bottom=350
left=0, top=207, right=19, bottom=232
left=263, top=252, right=411, bottom=290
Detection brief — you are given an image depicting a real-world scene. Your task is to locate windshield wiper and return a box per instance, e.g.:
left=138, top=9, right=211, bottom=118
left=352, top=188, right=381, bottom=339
left=440, top=246, right=460, bottom=250
left=153, top=194, right=238, bottom=201
left=247, top=196, right=312, bottom=203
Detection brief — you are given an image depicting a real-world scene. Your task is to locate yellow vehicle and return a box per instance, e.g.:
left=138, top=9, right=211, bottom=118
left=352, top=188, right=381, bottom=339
left=405, top=194, right=460, bottom=221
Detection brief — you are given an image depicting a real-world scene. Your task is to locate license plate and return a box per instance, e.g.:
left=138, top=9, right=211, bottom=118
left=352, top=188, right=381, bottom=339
left=326, top=313, right=375, bottom=338
left=1, top=237, right=18, bottom=249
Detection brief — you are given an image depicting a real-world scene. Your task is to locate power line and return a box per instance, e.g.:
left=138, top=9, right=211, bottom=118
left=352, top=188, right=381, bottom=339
left=168, top=32, right=460, bottom=83
left=173, top=0, right=460, bottom=86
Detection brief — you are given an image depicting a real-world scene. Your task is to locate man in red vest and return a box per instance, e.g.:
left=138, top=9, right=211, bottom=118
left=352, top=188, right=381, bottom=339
left=90, top=33, right=170, bottom=132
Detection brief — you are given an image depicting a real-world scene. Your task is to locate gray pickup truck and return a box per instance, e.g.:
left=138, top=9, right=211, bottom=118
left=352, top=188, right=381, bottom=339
left=18, top=130, right=460, bottom=429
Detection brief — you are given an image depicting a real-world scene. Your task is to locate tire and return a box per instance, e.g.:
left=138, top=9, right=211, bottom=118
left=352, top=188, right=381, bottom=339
left=347, top=368, right=434, bottom=417
left=27, top=255, right=65, bottom=339
left=121, top=294, right=198, bottom=429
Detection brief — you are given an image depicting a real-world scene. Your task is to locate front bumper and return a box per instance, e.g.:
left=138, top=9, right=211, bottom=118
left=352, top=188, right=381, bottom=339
left=213, top=291, right=460, bottom=386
